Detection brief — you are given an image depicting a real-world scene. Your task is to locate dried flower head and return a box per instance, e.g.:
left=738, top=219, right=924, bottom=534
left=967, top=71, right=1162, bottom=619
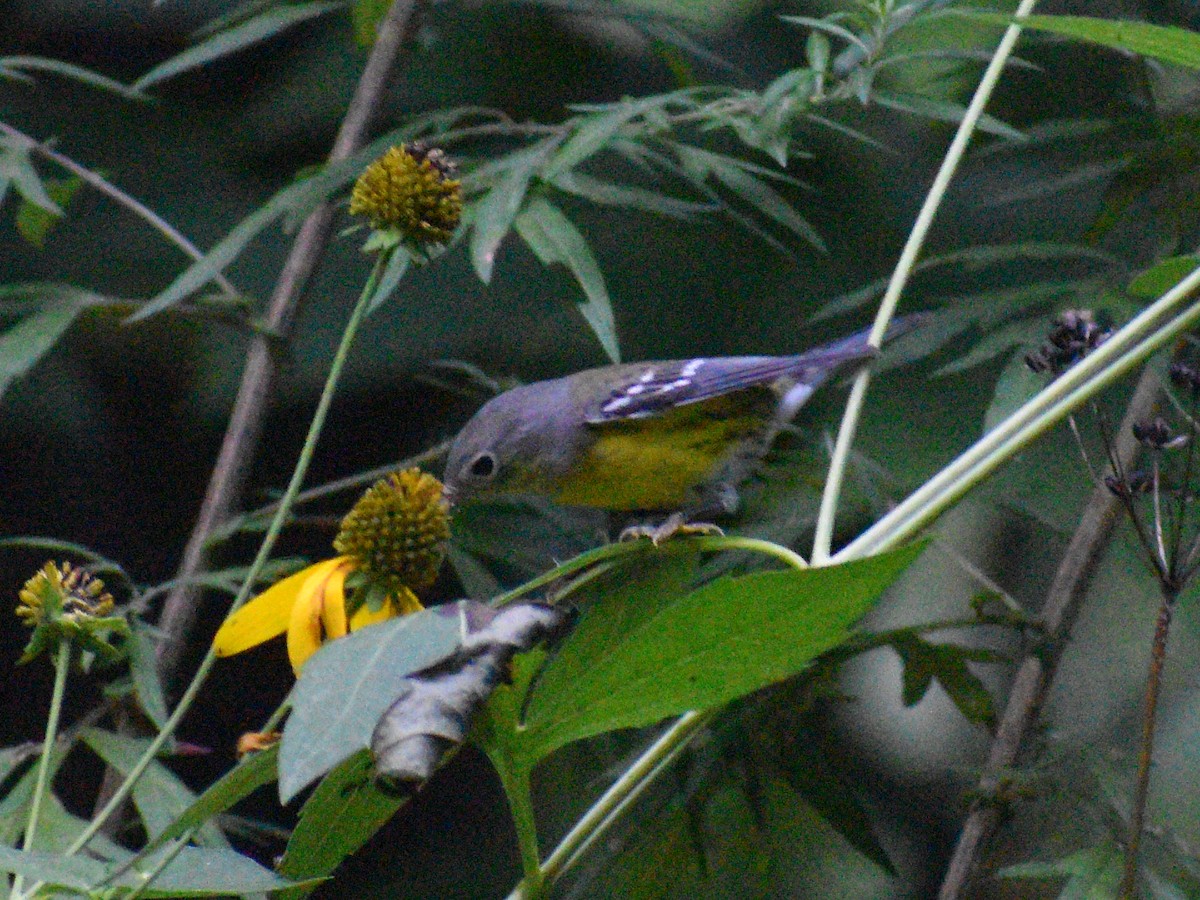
left=335, top=469, right=451, bottom=593
left=1026, top=310, right=1112, bottom=378
left=1133, top=417, right=1188, bottom=451
left=1170, top=361, right=1200, bottom=393
left=349, top=144, right=462, bottom=249
left=1105, top=471, right=1154, bottom=499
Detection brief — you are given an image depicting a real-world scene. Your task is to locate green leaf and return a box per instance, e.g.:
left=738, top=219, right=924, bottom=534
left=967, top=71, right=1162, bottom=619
left=0, top=285, right=113, bottom=401
left=127, top=619, right=170, bottom=729
left=0, top=845, right=102, bottom=890
left=130, top=844, right=320, bottom=897
left=0, top=55, right=141, bottom=97
left=872, top=90, right=1025, bottom=141
left=134, top=2, right=341, bottom=91
left=983, top=351, right=1044, bottom=435
left=351, top=0, right=393, bottom=45
left=1129, top=255, right=1200, bottom=298
left=278, top=604, right=468, bottom=803
left=974, top=14, right=1200, bottom=70
left=1000, top=842, right=1123, bottom=898
left=543, top=97, right=673, bottom=180
left=82, top=728, right=230, bottom=847
left=890, top=635, right=996, bottom=727
left=521, top=543, right=925, bottom=759
left=0, top=135, right=58, bottom=213
left=513, top=196, right=620, bottom=362
left=149, top=743, right=278, bottom=851
left=15, top=175, right=82, bottom=248
left=366, top=247, right=410, bottom=315
left=276, top=750, right=407, bottom=900
left=549, top=169, right=714, bottom=218
left=468, top=142, right=552, bottom=283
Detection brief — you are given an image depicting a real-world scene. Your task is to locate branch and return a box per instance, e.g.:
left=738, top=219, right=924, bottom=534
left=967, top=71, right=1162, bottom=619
left=937, top=365, right=1161, bottom=899
left=154, top=0, right=424, bottom=686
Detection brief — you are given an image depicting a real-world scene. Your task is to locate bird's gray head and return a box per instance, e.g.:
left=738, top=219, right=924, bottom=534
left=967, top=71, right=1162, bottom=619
left=443, top=380, right=571, bottom=506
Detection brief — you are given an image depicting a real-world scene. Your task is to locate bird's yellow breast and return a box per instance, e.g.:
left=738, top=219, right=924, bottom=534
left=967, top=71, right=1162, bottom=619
left=550, top=396, right=766, bottom=511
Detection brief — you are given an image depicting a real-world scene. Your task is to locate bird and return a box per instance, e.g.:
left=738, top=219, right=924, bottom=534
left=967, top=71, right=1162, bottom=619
left=443, top=317, right=921, bottom=535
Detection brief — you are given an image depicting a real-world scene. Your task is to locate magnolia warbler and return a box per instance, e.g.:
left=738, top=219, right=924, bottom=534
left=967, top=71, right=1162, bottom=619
left=444, top=318, right=920, bottom=519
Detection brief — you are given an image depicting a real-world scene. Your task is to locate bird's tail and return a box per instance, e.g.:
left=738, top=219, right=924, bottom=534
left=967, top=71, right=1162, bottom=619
left=793, top=311, right=928, bottom=372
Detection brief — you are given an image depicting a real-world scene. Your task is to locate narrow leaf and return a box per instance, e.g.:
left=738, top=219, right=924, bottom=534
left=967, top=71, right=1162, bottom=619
left=128, top=619, right=170, bottom=729
left=984, top=351, right=1044, bottom=434
left=468, top=142, right=551, bottom=283
left=974, top=14, right=1200, bottom=70
left=513, top=197, right=620, bottom=362
left=134, top=2, right=341, bottom=90
left=0, top=286, right=112, bottom=401
left=872, top=90, right=1025, bottom=141
left=0, top=845, right=101, bottom=889
left=0, top=55, right=141, bottom=97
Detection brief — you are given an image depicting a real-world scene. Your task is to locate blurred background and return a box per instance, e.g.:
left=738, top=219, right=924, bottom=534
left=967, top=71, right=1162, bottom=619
left=5, top=0, right=1200, bottom=896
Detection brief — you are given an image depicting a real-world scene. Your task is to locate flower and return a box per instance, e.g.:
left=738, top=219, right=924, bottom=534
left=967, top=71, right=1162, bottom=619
left=212, top=469, right=451, bottom=674
left=349, top=144, right=462, bottom=252
left=16, top=561, right=127, bottom=664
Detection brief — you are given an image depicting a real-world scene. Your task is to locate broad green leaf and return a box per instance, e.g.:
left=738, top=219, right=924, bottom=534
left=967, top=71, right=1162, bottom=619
left=521, top=543, right=925, bottom=759
left=983, top=351, right=1044, bottom=435
left=149, top=744, right=278, bottom=851
left=15, top=175, right=82, bottom=248
left=134, top=2, right=341, bottom=90
left=128, top=619, right=170, bottom=729
left=278, top=604, right=468, bottom=803
left=82, top=728, right=229, bottom=847
left=1129, top=255, right=1200, bottom=298
left=513, top=196, right=620, bottom=362
left=33, top=791, right=129, bottom=859
left=468, top=142, right=551, bottom=283
left=976, top=14, right=1200, bottom=70
left=276, top=750, right=407, bottom=900
left=0, top=744, right=70, bottom=847
left=0, top=285, right=113, bottom=401
left=934, top=319, right=1038, bottom=376
left=891, top=635, right=996, bottom=727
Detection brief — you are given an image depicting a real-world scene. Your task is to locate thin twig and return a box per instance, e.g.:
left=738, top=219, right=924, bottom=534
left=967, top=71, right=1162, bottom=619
left=937, top=366, right=1161, bottom=899
left=1121, top=588, right=1175, bottom=898
left=154, top=0, right=423, bottom=687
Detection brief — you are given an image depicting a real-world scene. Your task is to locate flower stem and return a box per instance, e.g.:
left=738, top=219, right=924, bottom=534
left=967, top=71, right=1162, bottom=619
left=499, top=757, right=545, bottom=898
left=12, top=640, right=71, bottom=900
left=59, top=249, right=395, bottom=862
left=810, top=0, right=1042, bottom=565
left=1121, top=588, right=1175, bottom=898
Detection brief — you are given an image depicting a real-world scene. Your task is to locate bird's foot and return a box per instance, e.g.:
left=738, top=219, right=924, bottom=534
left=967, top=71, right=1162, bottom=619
left=618, top=512, right=725, bottom=546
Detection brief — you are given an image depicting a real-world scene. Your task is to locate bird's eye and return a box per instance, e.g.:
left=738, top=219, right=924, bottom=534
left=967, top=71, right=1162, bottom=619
left=468, top=451, right=497, bottom=480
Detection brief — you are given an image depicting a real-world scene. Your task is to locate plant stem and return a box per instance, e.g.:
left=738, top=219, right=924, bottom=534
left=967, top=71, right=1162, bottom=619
left=154, top=0, right=423, bottom=687
left=59, top=249, right=393, bottom=863
left=1121, top=588, right=1176, bottom=898
left=937, top=366, right=1160, bottom=899
left=500, top=758, right=545, bottom=898
left=810, top=0, right=1042, bottom=564
left=11, top=640, right=71, bottom=900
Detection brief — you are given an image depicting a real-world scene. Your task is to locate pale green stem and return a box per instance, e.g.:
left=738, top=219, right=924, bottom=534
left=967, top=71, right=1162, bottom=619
left=540, top=709, right=719, bottom=884
left=56, top=248, right=396, bottom=863
left=839, top=282, right=1200, bottom=561
left=810, top=0, right=1041, bottom=564
left=11, top=641, right=71, bottom=900
left=500, top=757, right=545, bottom=898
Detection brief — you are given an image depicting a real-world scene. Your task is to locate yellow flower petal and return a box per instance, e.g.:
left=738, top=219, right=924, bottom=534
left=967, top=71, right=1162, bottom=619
left=319, top=562, right=352, bottom=640
left=212, top=558, right=348, bottom=658
left=286, top=559, right=351, bottom=674
left=348, top=587, right=424, bottom=630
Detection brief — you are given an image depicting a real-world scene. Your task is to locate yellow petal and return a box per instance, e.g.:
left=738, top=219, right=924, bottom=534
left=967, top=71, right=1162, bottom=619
left=348, top=587, right=423, bottom=631
left=286, top=559, right=350, bottom=674
left=212, top=558, right=348, bottom=658
left=319, top=561, right=353, bottom=640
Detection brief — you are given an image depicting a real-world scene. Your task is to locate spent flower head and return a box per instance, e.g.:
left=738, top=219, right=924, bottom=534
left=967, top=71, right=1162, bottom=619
left=16, top=562, right=127, bottom=664
left=350, top=143, right=462, bottom=254
left=1026, top=309, right=1112, bottom=379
